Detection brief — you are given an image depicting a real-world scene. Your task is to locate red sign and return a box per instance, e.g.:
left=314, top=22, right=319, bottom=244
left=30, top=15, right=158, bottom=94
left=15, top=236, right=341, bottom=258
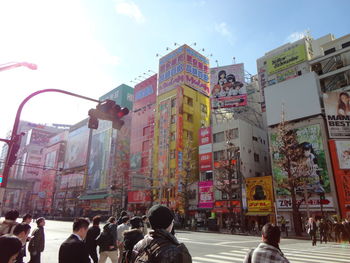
left=128, top=191, right=151, bottom=204
left=199, top=127, right=212, bottom=146
left=213, top=200, right=241, bottom=213
left=199, top=152, right=212, bottom=171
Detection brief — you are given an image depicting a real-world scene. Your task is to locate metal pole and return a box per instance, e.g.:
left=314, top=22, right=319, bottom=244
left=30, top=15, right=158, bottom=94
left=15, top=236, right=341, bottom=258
left=1, top=89, right=100, bottom=188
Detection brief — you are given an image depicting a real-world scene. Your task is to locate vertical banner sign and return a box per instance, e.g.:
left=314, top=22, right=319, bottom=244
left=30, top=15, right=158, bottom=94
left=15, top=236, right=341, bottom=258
left=198, top=181, right=214, bottom=208
left=176, top=86, right=184, bottom=172
left=158, top=99, right=172, bottom=179
left=210, top=63, right=247, bottom=109
left=324, top=92, right=350, bottom=138
left=246, top=176, right=274, bottom=212
left=198, top=127, right=212, bottom=171
left=199, top=127, right=212, bottom=145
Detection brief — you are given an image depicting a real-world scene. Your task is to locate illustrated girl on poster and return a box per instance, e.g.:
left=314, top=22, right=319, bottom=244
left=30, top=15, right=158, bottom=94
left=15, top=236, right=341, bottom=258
left=337, top=92, right=350, bottom=116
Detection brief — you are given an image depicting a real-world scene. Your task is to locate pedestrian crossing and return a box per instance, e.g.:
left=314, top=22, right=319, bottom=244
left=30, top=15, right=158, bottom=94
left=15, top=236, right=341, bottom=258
left=192, top=245, right=350, bottom=263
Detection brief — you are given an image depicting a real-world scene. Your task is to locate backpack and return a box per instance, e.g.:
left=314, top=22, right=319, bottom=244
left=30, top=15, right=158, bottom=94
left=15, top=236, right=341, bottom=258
left=134, top=238, right=191, bottom=263
left=0, top=221, right=17, bottom=236
left=96, top=229, right=113, bottom=248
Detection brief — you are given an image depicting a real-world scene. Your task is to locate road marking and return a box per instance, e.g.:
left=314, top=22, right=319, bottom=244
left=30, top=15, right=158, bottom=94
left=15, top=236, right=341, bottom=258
left=284, top=252, right=350, bottom=262
left=215, top=240, right=259, bottom=245
left=192, top=256, right=232, bottom=263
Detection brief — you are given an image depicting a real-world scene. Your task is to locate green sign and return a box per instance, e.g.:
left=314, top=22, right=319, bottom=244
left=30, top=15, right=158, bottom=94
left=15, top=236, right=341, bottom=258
left=267, top=44, right=307, bottom=74
left=99, top=84, right=134, bottom=110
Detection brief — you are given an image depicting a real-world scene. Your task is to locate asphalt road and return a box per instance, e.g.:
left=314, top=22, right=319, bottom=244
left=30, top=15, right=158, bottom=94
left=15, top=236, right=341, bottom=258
left=22, top=220, right=350, bottom=263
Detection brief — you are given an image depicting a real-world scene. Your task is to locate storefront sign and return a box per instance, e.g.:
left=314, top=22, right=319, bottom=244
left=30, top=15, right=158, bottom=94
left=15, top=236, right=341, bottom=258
left=277, top=196, right=334, bottom=209
left=128, top=190, right=151, bottom=204
left=199, top=152, right=212, bottom=171
left=198, top=181, right=214, bottom=208
left=267, top=44, right=307, bottom=74
left=212, top=200, right=241, bottom=213
left=199, top=127, right=212, bottom=145
left=246, top=176, right=274, bottom=212
left=324, top=92, right=350, bottom=138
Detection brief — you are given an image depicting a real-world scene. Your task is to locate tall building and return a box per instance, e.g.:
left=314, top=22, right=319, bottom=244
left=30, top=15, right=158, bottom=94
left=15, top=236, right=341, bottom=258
left=129, top=74, right=157, bottom=213
left=153, top=44, right=211, bottom=212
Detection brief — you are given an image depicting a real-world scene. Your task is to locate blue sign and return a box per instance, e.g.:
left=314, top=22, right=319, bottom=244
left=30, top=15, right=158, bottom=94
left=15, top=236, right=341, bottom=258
left=134, top=85, right=154, bottom=101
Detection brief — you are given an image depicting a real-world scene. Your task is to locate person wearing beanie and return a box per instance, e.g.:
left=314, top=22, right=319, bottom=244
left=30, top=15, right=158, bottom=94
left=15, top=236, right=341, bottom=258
left=121, top=217, right=144, bottom=263
left=133, top=205, right=192, bottom=263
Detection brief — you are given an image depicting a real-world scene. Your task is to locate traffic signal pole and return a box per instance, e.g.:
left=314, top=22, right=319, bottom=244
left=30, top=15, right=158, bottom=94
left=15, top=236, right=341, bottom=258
left=0, top=88, right=100, bottom=189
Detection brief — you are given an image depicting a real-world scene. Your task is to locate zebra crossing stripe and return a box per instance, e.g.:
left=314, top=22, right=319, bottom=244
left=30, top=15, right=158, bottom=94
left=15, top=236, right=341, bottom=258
left=192, top=256, right=232, bottom=263
left=284, top=252, right=349, bottom=262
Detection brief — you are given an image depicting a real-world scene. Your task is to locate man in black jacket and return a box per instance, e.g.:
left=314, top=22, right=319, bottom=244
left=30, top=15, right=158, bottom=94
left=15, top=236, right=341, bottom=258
left=59, top=218, right=91, bottom=263
left=86, top=216, right=101, bottom=263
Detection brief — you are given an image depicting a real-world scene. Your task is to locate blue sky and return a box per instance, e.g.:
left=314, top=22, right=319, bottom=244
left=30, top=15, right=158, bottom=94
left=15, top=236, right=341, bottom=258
left=0, top=0, right=349, bottom=142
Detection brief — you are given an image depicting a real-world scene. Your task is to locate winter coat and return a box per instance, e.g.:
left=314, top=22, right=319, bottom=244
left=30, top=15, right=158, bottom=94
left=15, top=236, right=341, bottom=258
left=0, top=219, right=18, bottom=235
left=97, top=222, right=117, bottom=252
left=85, top=225, right=101, bottom=250
left=28, top=226, right=45, bottom=253
left=122, top=229, right=144, bottom=262
left=133, top=229, right=192, bottom=263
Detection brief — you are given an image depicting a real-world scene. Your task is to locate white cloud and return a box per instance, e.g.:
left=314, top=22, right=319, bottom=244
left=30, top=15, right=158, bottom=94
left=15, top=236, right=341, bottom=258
left=286, top=31, right=308, bottom=43
left=215, top=22, right=231, bottom=37
left=115, top=0, right=145, bottom=23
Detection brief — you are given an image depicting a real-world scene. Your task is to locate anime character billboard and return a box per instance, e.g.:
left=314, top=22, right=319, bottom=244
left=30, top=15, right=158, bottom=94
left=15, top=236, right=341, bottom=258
left=335, top=141, right=350, bottom=169
left=271, top=124, right=330, bottom=196
left=210, top=63, right=247, bottom=109
left=246, top=176, right=274, bottom=212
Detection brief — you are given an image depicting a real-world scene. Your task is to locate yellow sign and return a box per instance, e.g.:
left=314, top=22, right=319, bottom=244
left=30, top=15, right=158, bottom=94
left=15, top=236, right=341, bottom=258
left=267, top=44, right=307, bottom=74
left=246, top=176, right=274, bottom=212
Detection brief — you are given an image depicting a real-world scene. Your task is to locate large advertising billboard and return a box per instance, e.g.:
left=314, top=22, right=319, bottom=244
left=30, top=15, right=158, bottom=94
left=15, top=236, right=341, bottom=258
left=198, top=181, right=214, bottom=208
left=87, top=122, right=112, bottom=191
left=210, top=64, right=247, bottom=109
left=324, top=91, right=350, bottom=138
left=60, top=173, right=84, bottom=189
left=158, top=99, right=171, bottom=177
left=199, top=127, right=212, bottom=146
left=133, top=74, right=157, bottom=110
left=128, top=190, right=151, bottom=204
left=267, top=44, right=307, bottom=74
left=270, top=124, right=330, bottom=196
left=158, top=44, right=210, bottom=96
left=246, top=176, right=274, bottom=212
left=64, top=125, right=90, bottom=169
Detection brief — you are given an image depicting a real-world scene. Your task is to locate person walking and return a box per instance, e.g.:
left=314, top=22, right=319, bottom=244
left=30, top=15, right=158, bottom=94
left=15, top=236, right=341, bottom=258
left=319, top=219, right=328, bottom=244
left=97, top=217, right=118, bottom=263
left=243, top=223, right=290, bottom=263
left=334, top=219, right=342, bottom=243
left=306, top=217, right=317, bottom=246
left=0, top=235, right=23, bottom=263
left=141, top=215, right=148, bottom=236
left=118, top=211, right=128, bottom=225
left=117, top=216, right=130, bottom=263
left=86, top=216, right=101, bottom=263
left=28, top=217, right=45, bottom=263
left=13, top=223, right=31, bottom=263
left=0, top=210, right=19, bottom=236
left=122, top=217, right=144, bottom=263
left=58, top=217, right=91, bottom=263
left=133, top=204, right=192, bottom=263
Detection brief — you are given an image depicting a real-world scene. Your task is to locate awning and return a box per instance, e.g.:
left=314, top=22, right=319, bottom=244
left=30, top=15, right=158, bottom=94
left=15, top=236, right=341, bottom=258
left=78, top=194, right=110, bottom=200
left=245, top=212, right=272, bottom=216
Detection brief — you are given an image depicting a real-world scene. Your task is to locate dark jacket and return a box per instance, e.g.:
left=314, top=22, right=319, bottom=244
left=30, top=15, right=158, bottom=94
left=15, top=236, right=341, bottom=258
left=123, top=229, right=144, bottom=262
left=98, top=222, right=117, bottom=252
left=59, top=234, right=90, bottom=263
left=28, top=226, right=45, bottom=253
left=133, top=229, right=192, bottom=263
left=85, top=225, right=101, bottom=250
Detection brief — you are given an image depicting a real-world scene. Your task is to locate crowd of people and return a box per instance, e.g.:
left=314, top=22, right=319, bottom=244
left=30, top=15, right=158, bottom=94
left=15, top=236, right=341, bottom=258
left=1, top=207, right=350, bottom=263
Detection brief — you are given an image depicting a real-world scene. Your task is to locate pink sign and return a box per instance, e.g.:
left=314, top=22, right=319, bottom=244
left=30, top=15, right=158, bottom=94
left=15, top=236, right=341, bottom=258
left=198, top=181, right=214, bottom=208
left=199, top=127, right=212, bottom=146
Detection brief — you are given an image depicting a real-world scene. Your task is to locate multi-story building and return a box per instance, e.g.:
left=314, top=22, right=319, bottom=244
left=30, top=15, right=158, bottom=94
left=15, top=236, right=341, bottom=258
left=129, top=74, right=157, bottom=213
left=153, top=44, right=211, bottom=212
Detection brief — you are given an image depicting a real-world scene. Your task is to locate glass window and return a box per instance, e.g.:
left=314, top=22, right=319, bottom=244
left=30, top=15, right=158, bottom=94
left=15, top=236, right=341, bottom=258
left=213, top=132, right=225, bottom=143
left=254, top=153, right=260, bottom=162
left=142, top=140, right=149, bottom=151
left=187, top=113, right=193, bottom=122
left=226, top=128, right=239, bottom=140
left=171, top=98, right=176, bottom=107
left=187, top=97, right=193, bottom=106
left=214, top=150, right=225, bottom=161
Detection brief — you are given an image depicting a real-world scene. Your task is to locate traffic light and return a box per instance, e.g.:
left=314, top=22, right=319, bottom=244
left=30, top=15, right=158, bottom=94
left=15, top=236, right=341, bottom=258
left=7, top=134, right=22, bottom=167
left=88, top=100, right=129, bottom=130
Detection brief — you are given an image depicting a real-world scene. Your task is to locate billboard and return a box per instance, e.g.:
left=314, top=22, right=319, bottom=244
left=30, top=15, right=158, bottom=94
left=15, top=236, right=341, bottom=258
left=133, top=74, right=157, bottom=110
left=335, top=141, right=350, bottom=169
left=64, top=125, right=90, bottom=169
left=176, top=87, right=184, bottom=172
left=199, top=127, right=212, bottom=145
left=198, top=181, right=214, bottom=208
left=158, top=44, right=210, bottom=96
left=324, top=91, right=350, bottom=138
left=199, top=152, right=212, bottom=172
left=128, top=190, right=151, bottom=204
left=267, top=44, right=307, bottom=74
left=270, top=124, right=330, bottom=196
left=246, top=176, right=274, bottom=212
left=26, top=128, right=54, bottom=146
left=157, top=99, right=171, bottom=177
left=210, top=64, right=247, bottom=109
left=60, top=173, right=84, bottom=189
left=87, top=124, right=112, bottom=191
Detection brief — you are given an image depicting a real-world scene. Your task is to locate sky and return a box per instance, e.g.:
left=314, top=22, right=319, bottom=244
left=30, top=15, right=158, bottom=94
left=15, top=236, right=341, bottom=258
left=0, top=0, right=349, bottom=145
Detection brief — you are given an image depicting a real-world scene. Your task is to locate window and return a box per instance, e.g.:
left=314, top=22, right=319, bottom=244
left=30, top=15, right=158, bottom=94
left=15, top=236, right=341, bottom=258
left=200, top=104, right=208, bottom=114
left=297, top=70, right=302, bottom=76
left=255, top=172, right=261, bottom=177
left=324, top=47, right=336, bottom=55
left=171, top=115, right=176, bottom=124
left=186, top=113, right=193, bottom=122
left=205, top=171, right=213, bottom=180
left=226, top=129, right=239, bottom=140
left=222, top=193, right=228, bottom=200
left=141, top=157, right=148, bottom=168
left=170, top=132, right=175, bottom=141
left=342, top=41, right=350, bottom=49
left=252, top=136, right=258, bottom=142
left=170, top=150, right=175, bottom=159
left=184, top=130, right=193, bottom=140
left=213, top=132, right=225, bottom=143
left=45, top=151, right=57, bottom=168
left=254, top=153, right=260, bottom=162
left=142, top=140, right=149, bottom=151
left=185, top=96, right=193, bottom=106
left=171, top=98, right=176, bottom=107
left=143, top=126, right=150, bottom=136
left=214, top=150, right=225, bottom=161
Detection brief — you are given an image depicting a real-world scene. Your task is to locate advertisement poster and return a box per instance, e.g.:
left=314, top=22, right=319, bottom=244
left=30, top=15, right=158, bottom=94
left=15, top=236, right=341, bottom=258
left=335, top=141, right=350, bottom=169
left=128, top=190, right=151, bottom=204
left=64, top=125, right=90, bottom=169
left=60, top=173, right=84, bottom=189
left=246, top=176, right=274, bottom=212
left=176, top=86, right=184, bottom=172
left=198, top=181, right=214, bottom=208
left=158, top=44, right=209, bottom=96
left=324, top=92, right=350, bottom=138
left=267, top=44, right=307, bottom=74
left=88, top=127, right=112, bottom=191
left=277, top=196, right=334, bottom=209
left=199, top=152, right=212, bottom=171
left=27, top=129, right=54, bottom=146
left=210, top=64, right=247, bottom=109
left=199, top=127, right=212, bottom=145
left=158, top=99, right=171, bottom=177
left=271, top=124, right=330, bottom=196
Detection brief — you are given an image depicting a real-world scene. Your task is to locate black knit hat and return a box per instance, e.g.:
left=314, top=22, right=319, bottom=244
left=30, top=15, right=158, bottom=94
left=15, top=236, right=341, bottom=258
left=147, top=205, right=174, bottom=229
left=130, top=216, right=143, bottom=229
